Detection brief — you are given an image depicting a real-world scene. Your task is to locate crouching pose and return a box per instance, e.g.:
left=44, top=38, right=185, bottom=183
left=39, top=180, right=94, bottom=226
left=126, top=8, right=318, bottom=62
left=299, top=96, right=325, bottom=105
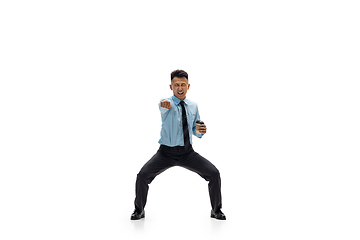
left=131, top=70, right=225, bottom=220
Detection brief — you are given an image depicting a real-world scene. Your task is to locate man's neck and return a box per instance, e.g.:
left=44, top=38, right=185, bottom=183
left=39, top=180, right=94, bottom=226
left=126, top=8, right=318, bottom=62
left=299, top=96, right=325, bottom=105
left=173, top=95, right=186, bottom=101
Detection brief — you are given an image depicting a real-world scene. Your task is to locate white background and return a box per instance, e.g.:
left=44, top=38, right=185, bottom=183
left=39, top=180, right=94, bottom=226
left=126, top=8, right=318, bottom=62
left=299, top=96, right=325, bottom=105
left=1, top=0, right=359, bottom=239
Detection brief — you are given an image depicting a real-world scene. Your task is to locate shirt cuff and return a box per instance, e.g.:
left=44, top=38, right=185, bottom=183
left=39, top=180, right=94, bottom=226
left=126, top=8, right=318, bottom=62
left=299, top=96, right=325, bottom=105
left=193, top=131, right=204, bottom=138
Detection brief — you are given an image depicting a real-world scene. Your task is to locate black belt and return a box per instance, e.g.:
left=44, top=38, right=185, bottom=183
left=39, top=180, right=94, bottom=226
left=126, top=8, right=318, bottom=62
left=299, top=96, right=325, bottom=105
left=160, top=144, right=193, bottom=151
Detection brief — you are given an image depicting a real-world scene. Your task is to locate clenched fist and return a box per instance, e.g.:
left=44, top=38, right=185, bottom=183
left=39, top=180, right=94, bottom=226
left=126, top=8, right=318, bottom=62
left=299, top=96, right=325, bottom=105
left=160, top=100, right=172, bottom=109
left=197, top=124, right=207, bottom=134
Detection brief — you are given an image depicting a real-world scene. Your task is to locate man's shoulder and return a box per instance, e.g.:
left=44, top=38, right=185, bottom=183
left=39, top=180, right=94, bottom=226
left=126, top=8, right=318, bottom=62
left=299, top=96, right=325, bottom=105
left=159, top=96, right=198, bottom=108
left=185, top=98, right=198, bottom=107
left=159, top=97, right=173, bottom=103
left=185, top=99, right=199, bottom=114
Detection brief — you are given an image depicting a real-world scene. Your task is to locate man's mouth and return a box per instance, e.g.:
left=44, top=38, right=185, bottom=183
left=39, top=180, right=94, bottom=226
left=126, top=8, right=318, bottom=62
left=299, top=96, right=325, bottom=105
left=178, top=91, right=184, bottom=95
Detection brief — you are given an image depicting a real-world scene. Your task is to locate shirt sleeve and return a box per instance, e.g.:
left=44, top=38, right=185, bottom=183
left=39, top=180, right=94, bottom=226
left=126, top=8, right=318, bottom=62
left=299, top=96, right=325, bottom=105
left=192, top=104, right=204, bottom=139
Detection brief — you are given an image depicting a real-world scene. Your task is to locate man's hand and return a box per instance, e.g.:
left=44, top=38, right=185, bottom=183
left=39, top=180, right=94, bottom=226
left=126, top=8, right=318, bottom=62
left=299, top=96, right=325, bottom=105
left=160, top=100, right=172, bottom=109
left=198, top=124, right=207, bottom=134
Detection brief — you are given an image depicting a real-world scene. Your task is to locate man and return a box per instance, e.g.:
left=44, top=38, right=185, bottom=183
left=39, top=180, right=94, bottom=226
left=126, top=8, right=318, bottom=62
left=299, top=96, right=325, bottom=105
left=131, top=70, right=226, bottom=220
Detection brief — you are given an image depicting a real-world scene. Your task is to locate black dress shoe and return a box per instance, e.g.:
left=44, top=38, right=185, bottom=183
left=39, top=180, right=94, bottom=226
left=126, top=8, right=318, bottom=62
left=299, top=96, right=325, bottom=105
left=211, top=210, right=226, bottom=220
left=131, top=210, right=145, bottom=220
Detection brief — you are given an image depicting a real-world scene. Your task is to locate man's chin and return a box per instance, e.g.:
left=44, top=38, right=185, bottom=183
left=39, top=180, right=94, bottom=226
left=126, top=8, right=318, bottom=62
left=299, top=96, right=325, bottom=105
left=176, top=94, right=186, bottom=100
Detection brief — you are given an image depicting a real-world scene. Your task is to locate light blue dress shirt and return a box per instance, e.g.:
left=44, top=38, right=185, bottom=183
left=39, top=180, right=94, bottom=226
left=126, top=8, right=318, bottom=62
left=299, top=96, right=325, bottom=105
left=158, top=95, right=203, bottom=147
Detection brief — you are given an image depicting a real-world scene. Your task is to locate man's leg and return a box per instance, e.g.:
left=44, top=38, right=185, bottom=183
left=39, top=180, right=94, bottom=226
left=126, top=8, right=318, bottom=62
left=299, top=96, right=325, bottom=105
left=179, top=150, right=223, bottom=213
left=134, top=148, right=175, bottom=213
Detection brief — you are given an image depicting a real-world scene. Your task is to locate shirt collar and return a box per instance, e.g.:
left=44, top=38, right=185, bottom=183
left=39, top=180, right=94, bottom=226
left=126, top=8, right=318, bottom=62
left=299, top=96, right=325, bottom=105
left=172, top=95, right=188, bottom=105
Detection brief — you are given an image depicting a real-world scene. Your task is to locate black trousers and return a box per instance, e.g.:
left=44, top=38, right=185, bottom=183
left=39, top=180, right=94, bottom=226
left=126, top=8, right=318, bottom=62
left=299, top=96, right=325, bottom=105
left=134, top=145, right=222, bottom=213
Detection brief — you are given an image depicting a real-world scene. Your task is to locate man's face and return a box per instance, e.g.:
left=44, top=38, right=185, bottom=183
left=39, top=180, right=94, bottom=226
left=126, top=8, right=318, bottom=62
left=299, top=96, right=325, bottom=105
left=170, top=77, right=190, bottom=100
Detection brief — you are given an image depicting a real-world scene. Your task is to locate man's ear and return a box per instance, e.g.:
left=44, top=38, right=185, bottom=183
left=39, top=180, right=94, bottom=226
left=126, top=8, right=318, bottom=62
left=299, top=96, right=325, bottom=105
left=170, top=84, right=173, bottom=90
left=187, top=84, right=190, bottom=90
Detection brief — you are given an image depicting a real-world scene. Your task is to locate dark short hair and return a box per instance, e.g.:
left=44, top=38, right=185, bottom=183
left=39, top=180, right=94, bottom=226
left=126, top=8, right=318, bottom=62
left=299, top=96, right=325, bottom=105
left=171, top=69, right=188, bottom=81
